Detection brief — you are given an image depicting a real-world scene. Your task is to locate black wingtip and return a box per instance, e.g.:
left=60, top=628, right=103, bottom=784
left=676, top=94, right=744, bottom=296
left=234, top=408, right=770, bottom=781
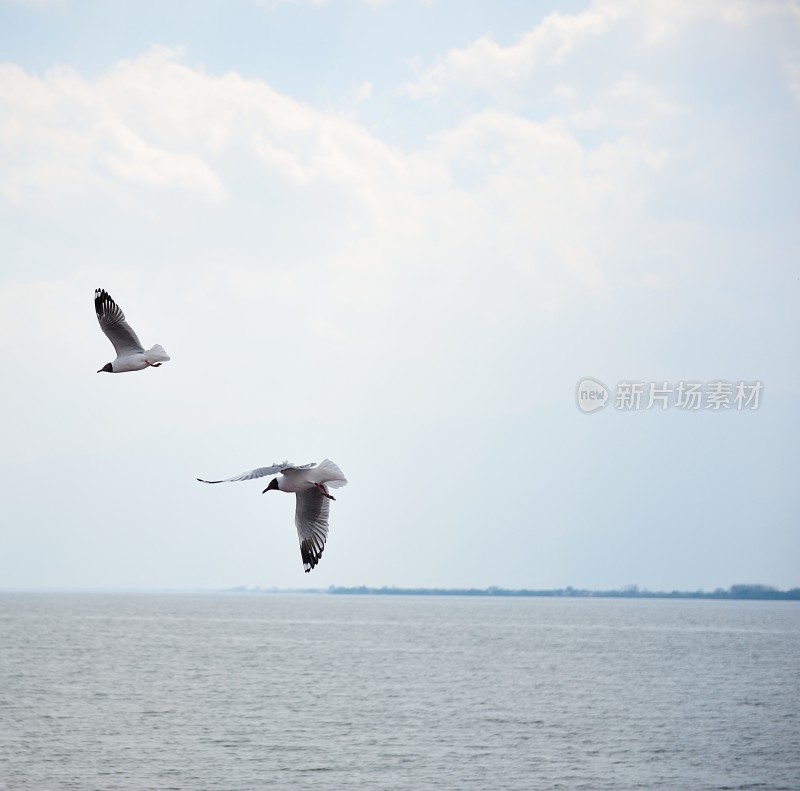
left=94, top=288, right=113, bottom=317
left=300, top=540, right=324, bottom=573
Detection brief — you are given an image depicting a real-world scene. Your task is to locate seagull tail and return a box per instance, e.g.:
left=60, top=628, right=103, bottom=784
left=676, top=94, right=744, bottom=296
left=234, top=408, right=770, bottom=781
left=145, top=344, right=171, bottom=364
left=315, top=458, right=348, bottom=489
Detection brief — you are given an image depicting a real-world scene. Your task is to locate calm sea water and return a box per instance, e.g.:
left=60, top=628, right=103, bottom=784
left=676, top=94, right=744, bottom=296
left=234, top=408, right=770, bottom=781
left=1, top=593, right=798, bottom=791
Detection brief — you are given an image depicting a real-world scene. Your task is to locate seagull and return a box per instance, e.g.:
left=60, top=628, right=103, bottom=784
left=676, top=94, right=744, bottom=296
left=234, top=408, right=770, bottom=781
left=95, top=288, right=170, bottom=373
left=197, top=460, right=348, bottom=573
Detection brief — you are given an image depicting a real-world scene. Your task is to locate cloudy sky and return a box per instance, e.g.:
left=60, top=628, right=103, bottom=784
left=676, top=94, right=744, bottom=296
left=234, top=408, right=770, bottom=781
left=1, top=0, right=798, bottom=592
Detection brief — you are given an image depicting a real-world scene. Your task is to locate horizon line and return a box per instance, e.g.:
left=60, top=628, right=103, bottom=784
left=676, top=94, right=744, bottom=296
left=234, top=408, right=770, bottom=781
left=1, top=583, right=799, bottom=600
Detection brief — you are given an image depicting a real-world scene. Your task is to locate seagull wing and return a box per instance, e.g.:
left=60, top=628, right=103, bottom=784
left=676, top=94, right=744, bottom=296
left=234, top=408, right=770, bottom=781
left=196, top=462, right=315, bottom=484
left=295, top=487, right=330, bottom=573
left=95, top=289, right=145, bottom=356
left=196, top=465, right=285, bottom=484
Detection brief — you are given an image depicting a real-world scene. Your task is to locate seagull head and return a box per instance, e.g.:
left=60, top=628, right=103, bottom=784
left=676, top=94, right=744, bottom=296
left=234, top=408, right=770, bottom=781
left=262, top=478, right=280, bottom=494
left=97, top=363, right=113, bottom=373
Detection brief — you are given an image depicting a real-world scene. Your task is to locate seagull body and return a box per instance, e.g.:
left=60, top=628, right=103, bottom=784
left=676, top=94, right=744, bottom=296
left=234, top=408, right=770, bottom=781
left=95, top=288, right=170, bottom=373
left=197, top=459, right=348, bottom=573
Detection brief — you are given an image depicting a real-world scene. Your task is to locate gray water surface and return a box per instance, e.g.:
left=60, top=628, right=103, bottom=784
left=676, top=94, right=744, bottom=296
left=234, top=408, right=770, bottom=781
left=1, top=593, right=798, bottom=790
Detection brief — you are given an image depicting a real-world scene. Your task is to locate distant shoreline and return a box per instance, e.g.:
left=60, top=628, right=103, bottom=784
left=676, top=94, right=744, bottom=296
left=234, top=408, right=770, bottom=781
left=224, top=584, right=800, bottom=601
left=4, top=585, right=798, bottom=600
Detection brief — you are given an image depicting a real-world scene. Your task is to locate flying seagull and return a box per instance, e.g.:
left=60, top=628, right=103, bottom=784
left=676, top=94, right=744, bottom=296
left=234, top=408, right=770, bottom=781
left=95, top=288, right=170, bottom=373
left=197, top=459, right=348, bottom=573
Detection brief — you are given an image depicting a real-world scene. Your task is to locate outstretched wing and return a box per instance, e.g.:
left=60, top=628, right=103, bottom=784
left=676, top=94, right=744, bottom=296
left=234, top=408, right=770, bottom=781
left=197, top=465, right=285, bottom=484
left=196, top=461, right=316, bottom=484
left=95, top=289, right=144, bottom=356
left=295, top=488, right=330, bottom=573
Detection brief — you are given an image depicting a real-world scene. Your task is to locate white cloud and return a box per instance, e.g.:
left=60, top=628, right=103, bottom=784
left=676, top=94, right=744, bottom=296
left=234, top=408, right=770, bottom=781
left=404, top=5, right=622, bottom=98
left=0, top=46, right=677, bottom=422
left=560, top=73, right=687, bottom=135
left=0, top=53, right=228, bottom=202
left=0, top=34, right=793, bottom=429
left=0, top=47, right=422, bottom=211
left=635, top=0, right=800, bottom=43
left=403, top=0, right=800, bottom=98
left=0, top=8, right=798, bottom=591
left=97, top=119, right=226, bottom=198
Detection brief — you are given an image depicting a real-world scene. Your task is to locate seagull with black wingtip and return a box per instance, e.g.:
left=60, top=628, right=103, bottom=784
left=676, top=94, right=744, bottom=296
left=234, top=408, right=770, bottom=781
left=94, top=288, right=170, bottom=373
left=197, top=460, right=348, bottom=572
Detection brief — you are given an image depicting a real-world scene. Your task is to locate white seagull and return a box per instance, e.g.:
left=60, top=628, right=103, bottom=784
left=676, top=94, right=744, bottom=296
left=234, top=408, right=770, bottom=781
left=197, top=459, right=348, bottom=573
left=95, top=288, right=170, bottom=373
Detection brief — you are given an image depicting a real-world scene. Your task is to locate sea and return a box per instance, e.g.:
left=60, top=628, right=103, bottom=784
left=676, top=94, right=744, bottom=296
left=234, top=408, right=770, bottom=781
left=1, top=593, right=798, bottom=791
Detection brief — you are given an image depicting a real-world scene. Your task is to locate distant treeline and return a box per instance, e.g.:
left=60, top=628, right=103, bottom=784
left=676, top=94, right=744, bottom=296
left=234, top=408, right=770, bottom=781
left=325, top=584, right=800, bottom=601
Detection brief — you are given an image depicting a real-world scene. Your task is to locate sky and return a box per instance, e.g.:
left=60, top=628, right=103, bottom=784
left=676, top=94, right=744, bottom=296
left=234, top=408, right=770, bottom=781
left=1, top=0, right=799, bottom=592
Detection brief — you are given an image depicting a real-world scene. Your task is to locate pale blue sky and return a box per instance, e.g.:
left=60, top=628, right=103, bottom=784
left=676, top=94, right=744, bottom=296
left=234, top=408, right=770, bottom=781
left=1, top=0, right=798, bottom=591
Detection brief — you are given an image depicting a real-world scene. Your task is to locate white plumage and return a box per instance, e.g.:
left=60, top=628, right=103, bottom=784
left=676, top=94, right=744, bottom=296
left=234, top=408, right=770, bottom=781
left=197, top=459, right=348, bottom=572
left=95, top=288, right=170, bottom=373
